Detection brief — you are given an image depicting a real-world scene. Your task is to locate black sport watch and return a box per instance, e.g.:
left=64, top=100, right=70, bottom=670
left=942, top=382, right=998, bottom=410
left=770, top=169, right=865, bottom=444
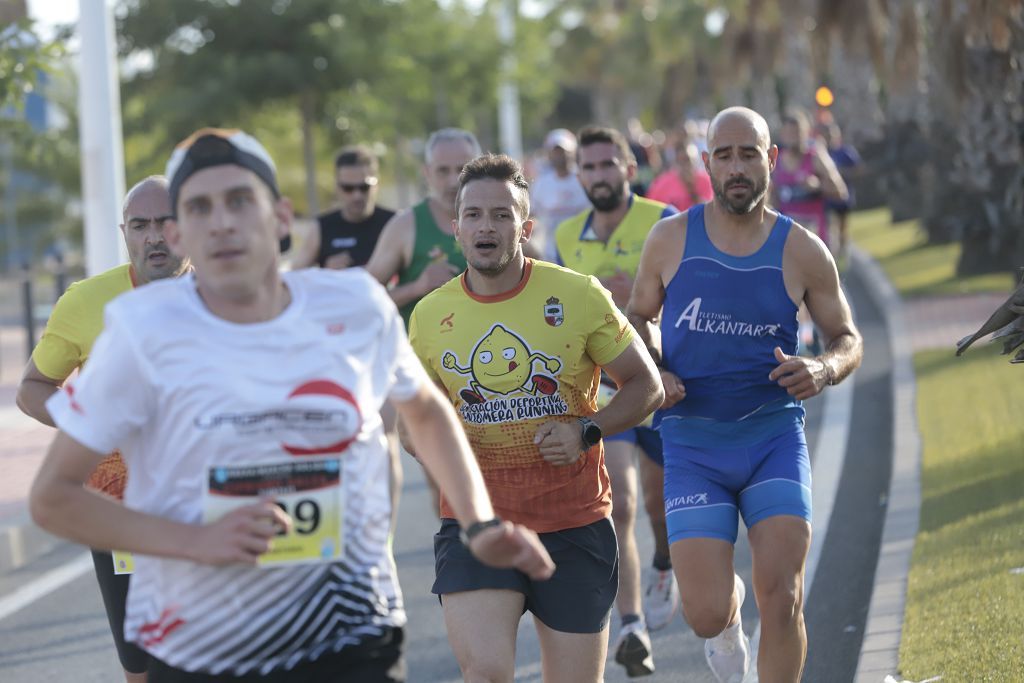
left=579, top=417, right=603, bottom=450
left=460, top=517, right=503, bottom=546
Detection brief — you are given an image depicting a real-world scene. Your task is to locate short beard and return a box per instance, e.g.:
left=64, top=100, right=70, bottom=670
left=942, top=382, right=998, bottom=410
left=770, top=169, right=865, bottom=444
left=586, top=183, right=625, bottom=212
left=469, top=248, right=516, bottom=277
left=712, top=176, right=768, bottom=215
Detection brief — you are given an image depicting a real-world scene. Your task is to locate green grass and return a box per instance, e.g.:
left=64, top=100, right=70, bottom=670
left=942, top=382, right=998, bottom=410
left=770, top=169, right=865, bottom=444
left=848, top=208, right=1015, bottom=297
left=848, top=208, right=1024, bottom=679
left=898, top=345, right=1024, bottom=681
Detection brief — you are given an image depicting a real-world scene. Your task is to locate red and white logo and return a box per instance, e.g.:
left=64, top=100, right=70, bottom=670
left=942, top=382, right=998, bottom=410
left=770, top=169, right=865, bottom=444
left=280, top=380, right=362, bottom=456
left=544, top=297, right=564, bottom=327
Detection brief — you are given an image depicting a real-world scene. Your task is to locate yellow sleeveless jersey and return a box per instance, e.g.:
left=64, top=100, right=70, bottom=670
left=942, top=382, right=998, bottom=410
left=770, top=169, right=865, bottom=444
left=33, top=262, right=135, bottom=498
left=408, top=259, right=633, bottom=532
left=554, top=195, right=670, bottom=279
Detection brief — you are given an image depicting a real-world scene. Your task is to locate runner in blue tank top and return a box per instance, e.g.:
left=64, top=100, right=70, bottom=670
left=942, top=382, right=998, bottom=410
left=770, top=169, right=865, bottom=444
left=627, top=107, right=863, bottom=683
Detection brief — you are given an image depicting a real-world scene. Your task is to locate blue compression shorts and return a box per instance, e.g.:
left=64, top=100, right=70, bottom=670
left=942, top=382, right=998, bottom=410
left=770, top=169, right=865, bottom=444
left=663, top=422, right=812, bottom=544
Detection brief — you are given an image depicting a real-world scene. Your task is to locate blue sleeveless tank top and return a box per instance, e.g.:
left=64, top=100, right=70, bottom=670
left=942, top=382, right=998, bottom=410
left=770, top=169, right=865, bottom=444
left=657, top=205, right=804, bottom=447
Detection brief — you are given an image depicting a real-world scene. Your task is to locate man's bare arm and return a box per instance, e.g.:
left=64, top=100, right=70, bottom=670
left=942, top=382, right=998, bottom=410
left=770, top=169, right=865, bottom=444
left=365, top=210, right=458, bottom=308
left=800, top=233, right=862, bottom=383
left=394, top=382, right=493, bottom=522
left=16, top=360, right=63, bottom=427
left=288, top=222, right=322, bottom=270
left=594, top=338, right=664, bottom=435
left=813, top=146, right=849, bottom=202
left=533, top=336, right=664, bottom=466
left=627, top=214, right=689, bottom=407
left=30, top=431, right=291, bottom=565
left=771, top=230, right=862, bottom=399
left=365, top=210, right=413, bottom=285
left=397, top=379, right=448, bottom=457
left=627, top=214, right=685, bottom=360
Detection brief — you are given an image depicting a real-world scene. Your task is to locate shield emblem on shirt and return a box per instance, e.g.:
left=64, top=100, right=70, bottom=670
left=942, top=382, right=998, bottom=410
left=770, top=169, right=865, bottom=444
left=544, top=297, right=564, bottom=327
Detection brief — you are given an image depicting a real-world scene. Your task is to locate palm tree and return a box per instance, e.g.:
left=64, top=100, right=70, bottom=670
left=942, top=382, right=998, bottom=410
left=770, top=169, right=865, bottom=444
left=940, top=0, right=1024, bottom=273
left=875, top=0, right=930, bottom=222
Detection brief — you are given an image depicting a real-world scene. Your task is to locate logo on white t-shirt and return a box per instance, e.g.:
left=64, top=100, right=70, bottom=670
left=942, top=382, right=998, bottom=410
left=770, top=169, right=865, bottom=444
left=192, top=379, right=363, bottom=456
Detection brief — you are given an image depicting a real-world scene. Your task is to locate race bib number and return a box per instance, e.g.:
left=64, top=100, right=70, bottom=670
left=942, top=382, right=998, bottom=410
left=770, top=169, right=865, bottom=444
left=203, top=458, right=343, bottom=567
left=596, top=380, right=653, bottom=428
left=112, top=550, right=134, bottom=575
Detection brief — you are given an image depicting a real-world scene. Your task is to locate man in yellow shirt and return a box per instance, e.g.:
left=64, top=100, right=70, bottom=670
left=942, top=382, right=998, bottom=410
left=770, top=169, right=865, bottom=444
left=16, top=175, right=188, bottom=683
left=555, top=126, right=679, bottom=676
left=408, top=154, right=663, bottom=681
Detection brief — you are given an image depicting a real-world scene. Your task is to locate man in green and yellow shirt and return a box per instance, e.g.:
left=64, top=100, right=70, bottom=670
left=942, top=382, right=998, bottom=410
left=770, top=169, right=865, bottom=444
left=555, top=126, right=679, bottom=677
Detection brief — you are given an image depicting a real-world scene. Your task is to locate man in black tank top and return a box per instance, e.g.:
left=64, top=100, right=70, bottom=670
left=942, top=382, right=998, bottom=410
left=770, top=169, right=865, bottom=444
left=292, top=145, right=395, bottom=269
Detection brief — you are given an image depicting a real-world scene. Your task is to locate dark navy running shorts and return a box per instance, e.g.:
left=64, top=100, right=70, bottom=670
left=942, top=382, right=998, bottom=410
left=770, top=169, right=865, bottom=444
left=433, top=517, right=618, bottom=633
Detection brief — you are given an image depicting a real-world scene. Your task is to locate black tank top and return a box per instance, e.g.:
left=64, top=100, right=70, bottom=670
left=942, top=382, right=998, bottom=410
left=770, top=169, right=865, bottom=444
left=316, top=206, right=395, bottom=267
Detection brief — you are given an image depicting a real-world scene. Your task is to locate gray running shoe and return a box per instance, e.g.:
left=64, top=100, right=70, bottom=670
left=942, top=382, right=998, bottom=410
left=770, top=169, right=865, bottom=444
left=613, top=620, right=655, bottom=677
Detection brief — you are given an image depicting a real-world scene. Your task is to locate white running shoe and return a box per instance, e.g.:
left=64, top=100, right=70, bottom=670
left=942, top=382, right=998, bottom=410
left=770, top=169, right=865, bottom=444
left=704, top=575, right=751, bottom=683
left=613, top=619, right=655, bottom=677
left=643, top=567, right=679, bottom=631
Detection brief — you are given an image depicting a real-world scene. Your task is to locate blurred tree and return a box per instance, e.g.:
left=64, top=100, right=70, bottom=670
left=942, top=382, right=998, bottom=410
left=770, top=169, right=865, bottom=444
left=947, top=0, right=1023, bottom=273
left=0, top=18, right=61, bottom=118
left=813, top=0, right=886, bottom=148
left=117, top=0, right=395, bottom=215
left=809, top=0, right=887, bottom=209
left=115, top=0, right=555, bottom=213
left=879, top=0, right=929, bottom=222
left=541, top=0, right=750, bottom=131
left=8, top=63, right=83, bottom=261
left=919, top=0, right=1023, bottom=273
left=0, top=19, right=78, bottom=271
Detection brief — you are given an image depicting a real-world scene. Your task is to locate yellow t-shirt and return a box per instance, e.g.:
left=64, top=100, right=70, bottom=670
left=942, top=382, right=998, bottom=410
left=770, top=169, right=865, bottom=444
left=33, top=262, right=135, bottom=498
left=554, top=194, right=670, bottom=280
left=33, top=263, right=135, bottom=379
left=555, top=196, right=670, bottom=423
left=408, top=259, right=633, bottom=532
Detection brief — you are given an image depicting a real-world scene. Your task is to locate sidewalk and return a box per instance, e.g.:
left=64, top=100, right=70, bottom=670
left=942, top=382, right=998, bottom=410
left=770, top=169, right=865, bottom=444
left=0, top=324, right=63, bottom=572
left=899, top=290, right=1008, bottom=354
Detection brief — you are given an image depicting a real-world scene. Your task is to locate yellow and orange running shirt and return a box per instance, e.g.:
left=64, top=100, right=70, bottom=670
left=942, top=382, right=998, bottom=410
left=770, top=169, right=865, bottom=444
left=408, top=259, right=633, bottom=532
left=33, top=262, right=135, bottom=498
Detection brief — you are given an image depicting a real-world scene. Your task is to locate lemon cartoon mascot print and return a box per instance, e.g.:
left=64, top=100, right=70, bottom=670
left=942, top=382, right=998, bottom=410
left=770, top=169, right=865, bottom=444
left=443, top=324, right=561, bottom=405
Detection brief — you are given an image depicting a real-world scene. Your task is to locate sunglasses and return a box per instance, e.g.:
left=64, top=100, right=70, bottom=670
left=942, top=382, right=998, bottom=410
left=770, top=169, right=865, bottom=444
left=338, top=178, right=378, bottom=194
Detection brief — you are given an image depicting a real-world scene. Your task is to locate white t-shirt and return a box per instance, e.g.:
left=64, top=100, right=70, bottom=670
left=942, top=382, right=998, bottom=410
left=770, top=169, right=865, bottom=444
left=530, top=168, right=590, bottom=261
left=48, top=268, right=426, bottom=676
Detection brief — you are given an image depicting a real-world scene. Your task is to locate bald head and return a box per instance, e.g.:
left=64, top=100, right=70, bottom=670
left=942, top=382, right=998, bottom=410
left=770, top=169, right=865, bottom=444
left=707, top=107, right=772, bottom=153
left=702, top=107, right=777, bottom=216
left=122, top=176, right=169, bottom=221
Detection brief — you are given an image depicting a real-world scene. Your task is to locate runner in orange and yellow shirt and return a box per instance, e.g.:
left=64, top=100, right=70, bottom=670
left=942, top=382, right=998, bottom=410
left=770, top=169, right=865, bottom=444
left=407, top=154, right=663, bottom=683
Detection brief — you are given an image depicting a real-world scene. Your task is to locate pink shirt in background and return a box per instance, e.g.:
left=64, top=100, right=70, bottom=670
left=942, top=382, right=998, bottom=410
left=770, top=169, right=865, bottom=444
left=646, top=169, right=714, bottom=211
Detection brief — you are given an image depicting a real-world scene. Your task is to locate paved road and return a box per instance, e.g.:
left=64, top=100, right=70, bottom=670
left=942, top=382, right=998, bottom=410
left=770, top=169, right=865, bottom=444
left=0, top=277, right=896, bottom=682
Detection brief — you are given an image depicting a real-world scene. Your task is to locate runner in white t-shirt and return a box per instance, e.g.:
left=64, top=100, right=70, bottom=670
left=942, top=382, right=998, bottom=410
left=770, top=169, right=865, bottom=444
left=29, top=128, right=554, bottom=682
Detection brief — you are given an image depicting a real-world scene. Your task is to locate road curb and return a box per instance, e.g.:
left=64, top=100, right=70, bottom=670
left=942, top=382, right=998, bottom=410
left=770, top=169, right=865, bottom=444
left=849, top=247, right=922, bottom=682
